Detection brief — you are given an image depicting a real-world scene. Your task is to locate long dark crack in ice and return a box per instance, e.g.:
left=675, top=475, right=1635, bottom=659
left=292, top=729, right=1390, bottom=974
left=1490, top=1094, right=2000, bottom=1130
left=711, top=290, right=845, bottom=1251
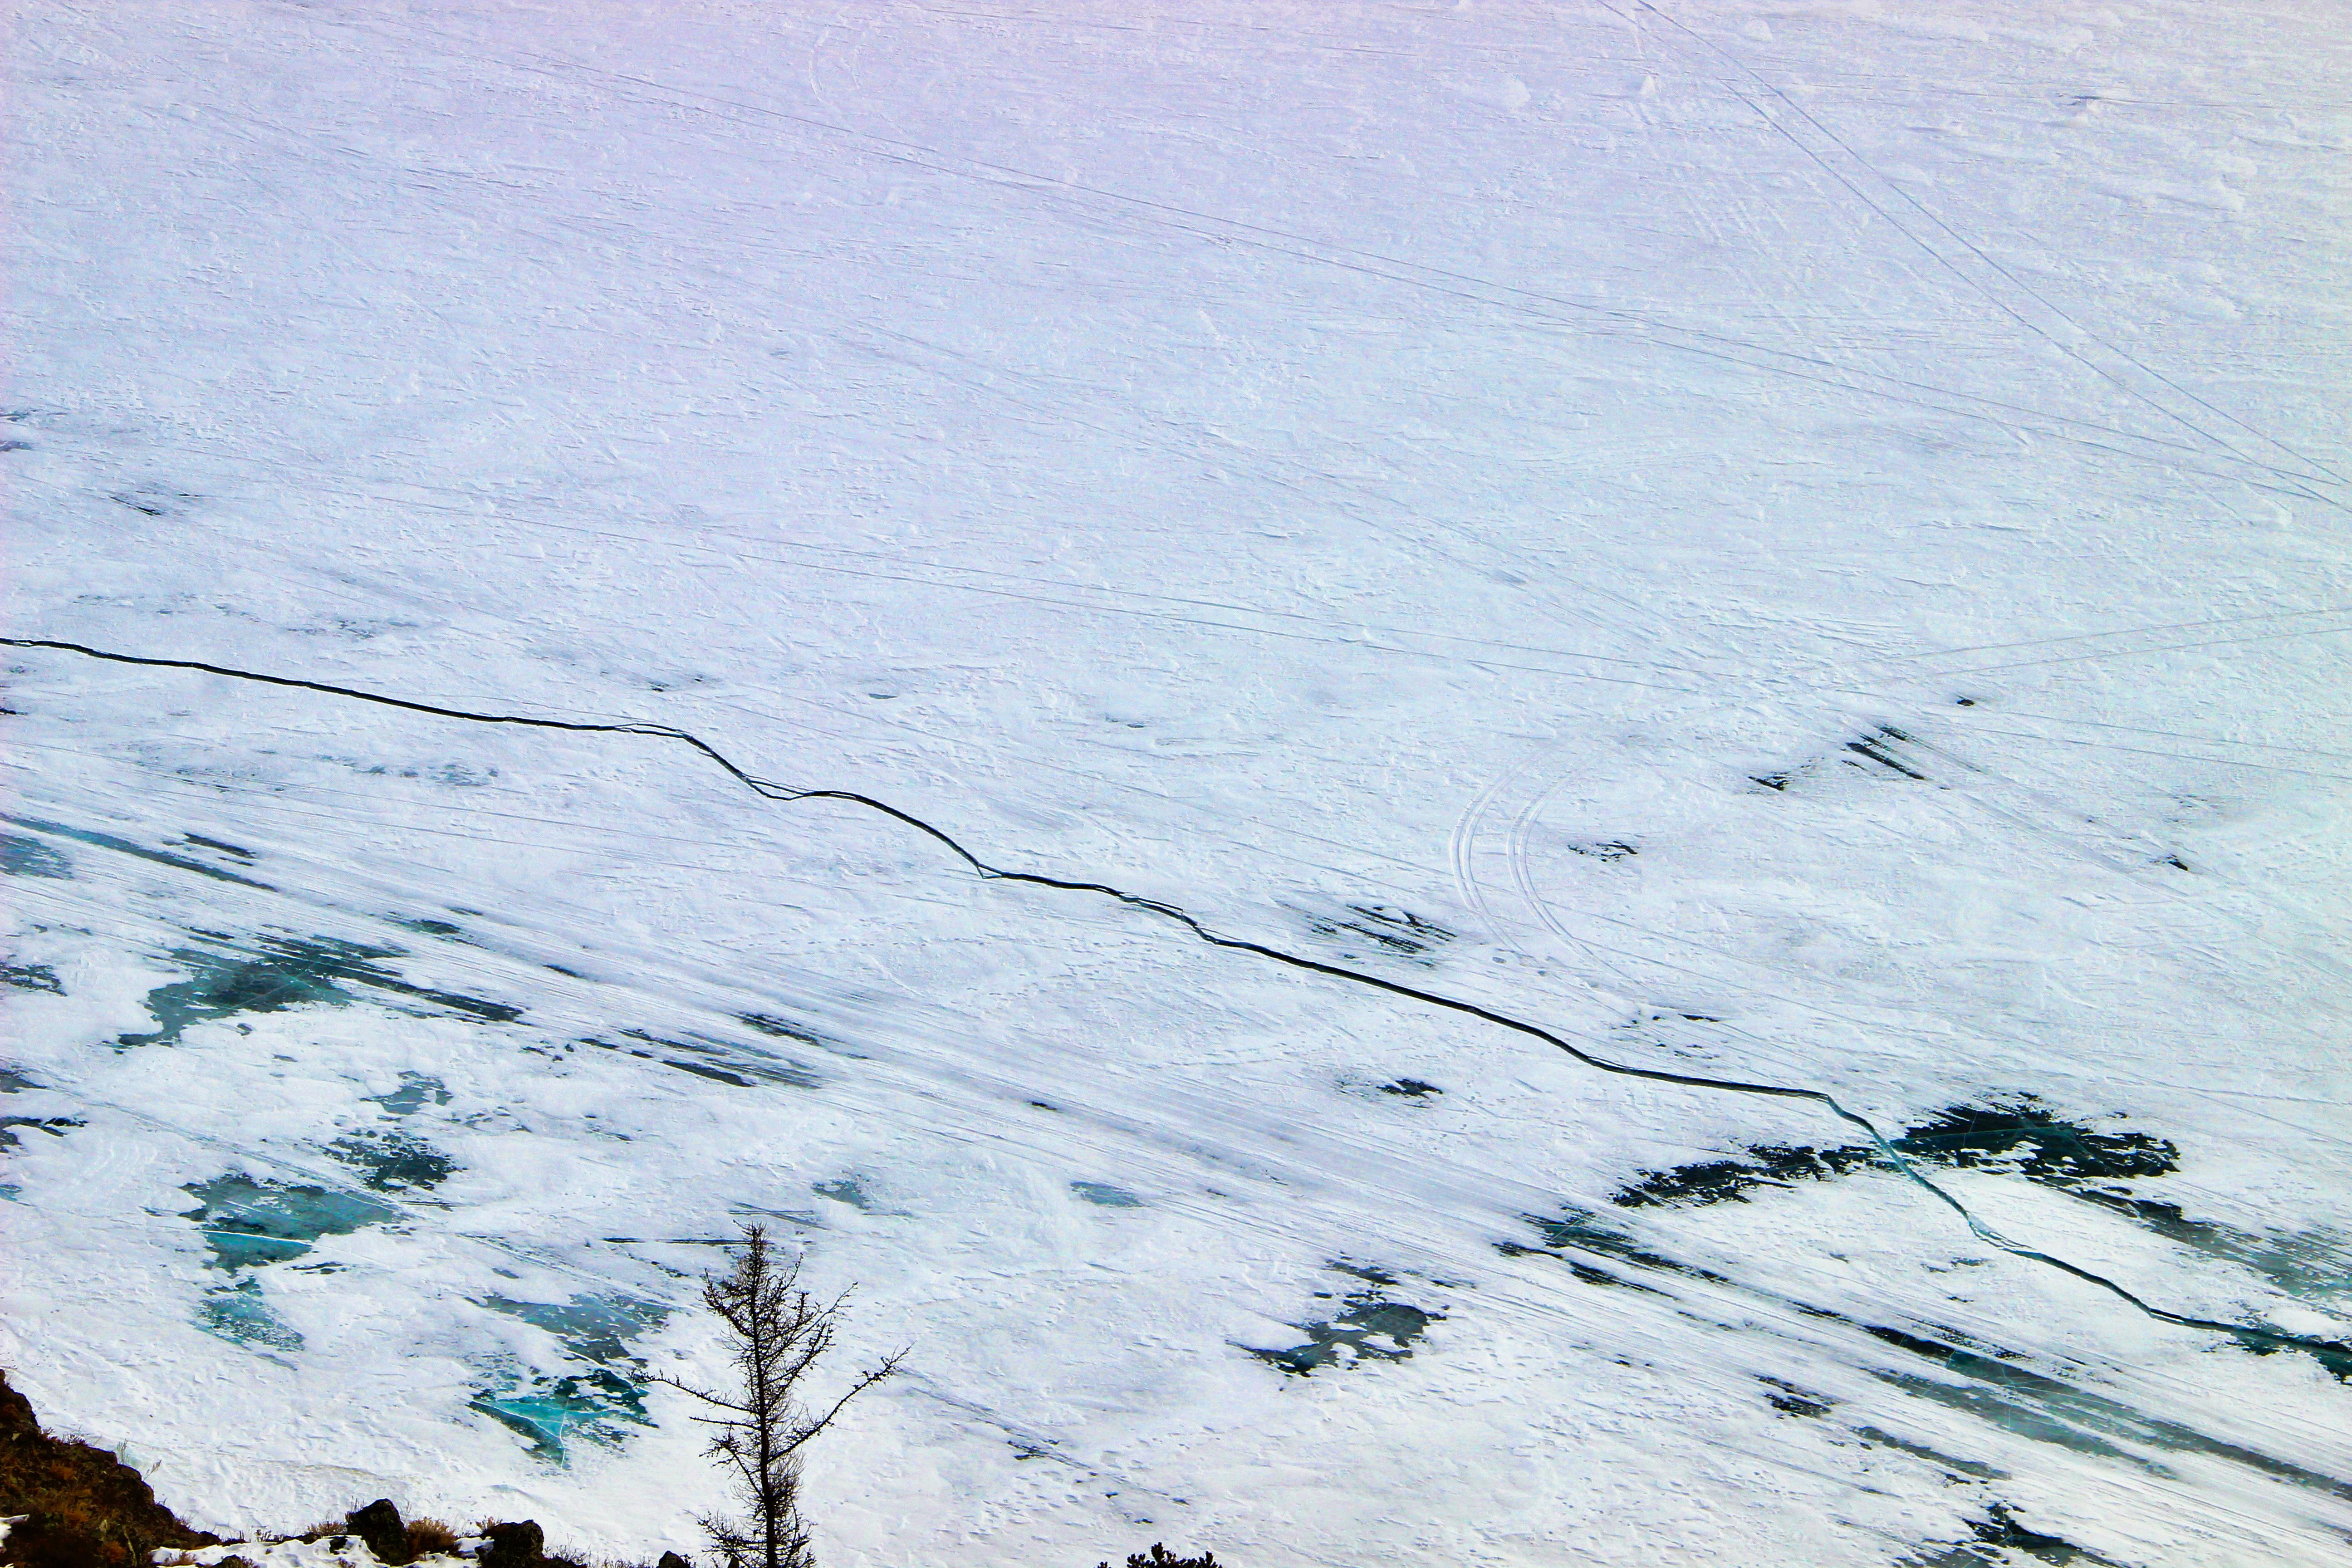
left=8, top=635, right=2344, bottom=1375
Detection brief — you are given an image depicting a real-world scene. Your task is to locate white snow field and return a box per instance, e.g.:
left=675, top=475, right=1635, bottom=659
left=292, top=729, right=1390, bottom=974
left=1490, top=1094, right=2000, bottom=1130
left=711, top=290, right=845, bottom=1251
left=4, top=0, right=2350, bottom=1563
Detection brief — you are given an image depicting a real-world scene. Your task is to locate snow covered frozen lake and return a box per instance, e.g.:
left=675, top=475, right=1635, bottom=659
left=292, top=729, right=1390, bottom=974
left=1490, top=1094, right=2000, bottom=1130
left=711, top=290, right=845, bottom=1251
left=4, top=1, right=2349, bottom=1563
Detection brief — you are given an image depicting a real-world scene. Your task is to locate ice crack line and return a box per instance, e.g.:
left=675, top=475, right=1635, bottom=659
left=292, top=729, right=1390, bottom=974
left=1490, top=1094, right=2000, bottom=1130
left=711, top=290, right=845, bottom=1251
left=6, top=635, right=2345, bottom=1375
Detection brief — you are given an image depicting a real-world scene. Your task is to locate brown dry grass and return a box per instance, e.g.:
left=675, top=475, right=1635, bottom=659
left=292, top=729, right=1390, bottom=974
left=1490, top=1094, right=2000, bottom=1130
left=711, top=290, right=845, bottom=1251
left=285, top=1509, right=468, bottom=1563
left=0, top=1370, right=669, bottom=1568
left=0, top=1368, right=218, bottom=1568
left=404, top=1518, right=462, bottom=1558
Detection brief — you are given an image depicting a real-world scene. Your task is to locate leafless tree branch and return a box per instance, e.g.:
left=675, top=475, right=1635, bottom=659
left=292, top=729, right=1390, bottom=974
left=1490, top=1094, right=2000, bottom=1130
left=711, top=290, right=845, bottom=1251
left=668, top=1225, right=903, bottom=1568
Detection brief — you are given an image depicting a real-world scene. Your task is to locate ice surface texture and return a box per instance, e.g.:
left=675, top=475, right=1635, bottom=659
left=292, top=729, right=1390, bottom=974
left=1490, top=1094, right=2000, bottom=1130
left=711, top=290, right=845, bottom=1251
left=16, top=634, right=2343, bottom=1375
left=4, top=1, right=2350, bottom=1562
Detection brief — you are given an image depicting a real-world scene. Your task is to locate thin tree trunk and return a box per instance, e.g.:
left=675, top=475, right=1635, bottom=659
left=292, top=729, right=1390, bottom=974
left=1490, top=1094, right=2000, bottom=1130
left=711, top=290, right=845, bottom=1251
left=650, top=1225, right=903, bottom=1568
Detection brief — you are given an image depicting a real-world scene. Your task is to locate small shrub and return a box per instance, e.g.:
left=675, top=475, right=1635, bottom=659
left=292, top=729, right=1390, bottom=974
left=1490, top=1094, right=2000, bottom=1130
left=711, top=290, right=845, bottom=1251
left=1100, top=1546, right=1221, bottom=1568
left=406, top=1517, right=464, bottom=1558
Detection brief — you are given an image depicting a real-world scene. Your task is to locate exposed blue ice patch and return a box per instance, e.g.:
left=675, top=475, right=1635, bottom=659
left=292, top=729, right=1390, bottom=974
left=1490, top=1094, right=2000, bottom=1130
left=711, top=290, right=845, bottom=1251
left=1071, top=1181, right=1144, bottom=1208
left=180, top=834, right=255, bottom=861
left=1252, top=1262, right=1445, bottom=1376
left=469, top=1368, right=652, bottom=1463
left=2070, top=1193, right=2352, bottom=1311
left=182, top=1173, right=401, bottom=1270
left=813, top=1176, right=877, bottom=1211
left=1897, top=1503, right=2123, bottom=1568
left=470, top=1292, right=670, bottom=1461
left=394, top=916, right=466, bottom=938
left=614, top=1028, right=823, bottom=1089
left=482, top=1291, right=669, bottom=1366
left=367, top=1071, right=453, bottom=1117
left=3, top=816, right=270, bottom=888
left=198, top=1276, right=304, bottom=1352
left=1611, top=1100, right=2352, bottom=1322
left=1526, top=1196, right=2352, bottom=1486
left=326, top=1128, right=458, bottom=1192
left=0, top=1114, right=82, bottom=1151
left=123, top=942, right=352, bottom=1049
left=1863, top=1322, right=2352, bottom=1484
left=0, top=833, right=72, bottom=878
left=118, top=934, right=521, bottom=1048
left=1, top=961, right=62, bottom=994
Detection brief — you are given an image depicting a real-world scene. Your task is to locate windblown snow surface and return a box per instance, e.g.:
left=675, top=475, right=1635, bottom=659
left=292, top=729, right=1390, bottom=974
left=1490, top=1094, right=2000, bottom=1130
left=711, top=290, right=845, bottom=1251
left=4, top=1, right=2351, bottom=1563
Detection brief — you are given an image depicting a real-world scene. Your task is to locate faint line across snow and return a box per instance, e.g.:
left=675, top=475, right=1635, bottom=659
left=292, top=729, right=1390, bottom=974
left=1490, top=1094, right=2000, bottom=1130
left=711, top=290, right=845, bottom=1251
left=6, top=633, right=2346, bottom=1382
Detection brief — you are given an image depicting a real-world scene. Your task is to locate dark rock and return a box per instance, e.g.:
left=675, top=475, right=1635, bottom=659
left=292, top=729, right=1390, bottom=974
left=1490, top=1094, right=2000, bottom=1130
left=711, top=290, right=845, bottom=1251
left=347, top=1499, right=406, bottom=1563
left=481, top=1519, right=546, bottom=1568
left=657, top=1554, right=693, bottom=1568
left=0, top=1371, right=218, bottom=1566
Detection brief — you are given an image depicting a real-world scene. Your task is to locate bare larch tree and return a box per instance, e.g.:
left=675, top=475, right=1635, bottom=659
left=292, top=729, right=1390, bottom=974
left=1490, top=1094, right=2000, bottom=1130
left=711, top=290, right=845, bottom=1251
left=653, top=1225, right=905, bottom=1568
